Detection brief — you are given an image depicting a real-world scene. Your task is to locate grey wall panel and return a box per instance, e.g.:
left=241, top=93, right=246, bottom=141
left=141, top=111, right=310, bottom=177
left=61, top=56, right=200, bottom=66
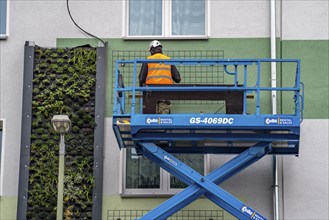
left=103, top=118, right=121, bottom=196
left=210, top=154, right=274, bottom=217
left=281, top=1, right=329, bottom=40
left=283, top=119, right=329, bottom=219
left=210, top=0, right=271, bottom=38
left=6, top=0, right=328, bottom=42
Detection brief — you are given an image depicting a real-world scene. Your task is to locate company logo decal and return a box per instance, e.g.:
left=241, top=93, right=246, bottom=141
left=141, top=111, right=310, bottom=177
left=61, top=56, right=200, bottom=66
left=241, top=206, right=254, bottom=216
left=146, top=117, right=173, bottom=124
left=241, top=205, right=266, bottom=220
left=265, top=117, right=293, bottom=125
left=164, top=155, right=178, bottom=166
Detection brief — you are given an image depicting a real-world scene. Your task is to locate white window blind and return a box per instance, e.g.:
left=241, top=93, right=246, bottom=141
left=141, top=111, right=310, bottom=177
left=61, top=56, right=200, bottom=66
left=126, top=0, right=208, bottom=39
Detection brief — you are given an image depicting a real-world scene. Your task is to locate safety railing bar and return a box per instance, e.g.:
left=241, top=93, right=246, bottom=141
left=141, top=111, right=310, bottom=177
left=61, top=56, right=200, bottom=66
left=117, top=59, right=255, bottom=65
left=299, top=82, right=305, bottom=122
left=139, top=92, right=143, bottom=114
left=295, top=60, right=301, bottom=88
left=256, top=61, right=261, bottom=116
left=115, top=58, right=300, bottom=64
left=113, top=62, right=120, bottom=114
left=113, top=113, right=132, bottom=117
left=290, top=60, right=300, bottom=117
left=116, top=87, right=300, bottom=92
left=243, top=65, right=248, bottom=114
left=131, top=61, right=138, bottom=115
left=121, top=94, right=126, bottom=114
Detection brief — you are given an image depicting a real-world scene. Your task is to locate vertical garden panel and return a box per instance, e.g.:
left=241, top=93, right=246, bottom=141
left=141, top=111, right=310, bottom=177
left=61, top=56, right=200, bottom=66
left=17, top=41, right=105, bottom=219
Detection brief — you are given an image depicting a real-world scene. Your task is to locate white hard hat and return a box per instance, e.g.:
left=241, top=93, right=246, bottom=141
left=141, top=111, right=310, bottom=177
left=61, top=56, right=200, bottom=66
left=149, top=40, right=162, bottom=50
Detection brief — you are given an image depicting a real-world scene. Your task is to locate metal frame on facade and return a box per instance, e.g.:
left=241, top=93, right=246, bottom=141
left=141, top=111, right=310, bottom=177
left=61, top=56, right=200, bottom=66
left=17, top=41, right=35, bottom=219
left=92, top=44, right=107, bottom=219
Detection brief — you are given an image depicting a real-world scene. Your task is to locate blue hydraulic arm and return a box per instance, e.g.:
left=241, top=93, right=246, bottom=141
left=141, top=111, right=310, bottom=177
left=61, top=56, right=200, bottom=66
left=137, top=142, right=272, bottom=220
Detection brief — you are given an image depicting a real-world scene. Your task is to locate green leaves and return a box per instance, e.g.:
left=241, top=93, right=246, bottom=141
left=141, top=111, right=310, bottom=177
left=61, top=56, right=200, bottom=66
left=27, top=46, right=97, bottom=219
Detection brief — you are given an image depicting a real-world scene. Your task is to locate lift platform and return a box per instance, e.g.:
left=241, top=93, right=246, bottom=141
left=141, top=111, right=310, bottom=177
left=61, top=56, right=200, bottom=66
left=112, top=58, right=303, bottom=220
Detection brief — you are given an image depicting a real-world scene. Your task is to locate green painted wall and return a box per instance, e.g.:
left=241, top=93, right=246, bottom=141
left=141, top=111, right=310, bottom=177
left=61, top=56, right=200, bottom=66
left=58, top=38, right=329, bottom=119
left=281, top=40, right=329, bottom=119
left=102, top=195, right=237, bottom=220
left=0, top=197, right=17, bottom=220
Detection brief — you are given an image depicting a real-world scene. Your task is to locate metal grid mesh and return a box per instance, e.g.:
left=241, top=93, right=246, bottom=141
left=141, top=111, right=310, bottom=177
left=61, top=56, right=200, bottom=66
left=112, top=50, right=225, bottom=107
left=107, top=209, right=224, bottom=220
left=112, top=50, right=224, bottom=86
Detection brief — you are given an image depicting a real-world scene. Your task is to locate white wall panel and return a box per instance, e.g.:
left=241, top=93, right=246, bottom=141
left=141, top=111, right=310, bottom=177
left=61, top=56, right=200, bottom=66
left=210, top=154, right=274, bottom=216
left=282, top=1, right=329, bottom=40
left=283, top=119, right=329, bottom=219
left=210, top=0, right=271, bottom=38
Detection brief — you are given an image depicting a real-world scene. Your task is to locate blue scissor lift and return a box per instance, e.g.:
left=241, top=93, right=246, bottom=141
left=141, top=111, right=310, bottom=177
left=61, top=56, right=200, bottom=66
left=112, top=59, right=303, bottom=220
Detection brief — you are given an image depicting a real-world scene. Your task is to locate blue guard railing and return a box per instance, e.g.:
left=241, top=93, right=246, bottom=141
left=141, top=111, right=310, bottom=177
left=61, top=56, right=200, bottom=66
left=112, top=59, right=303, bottom=155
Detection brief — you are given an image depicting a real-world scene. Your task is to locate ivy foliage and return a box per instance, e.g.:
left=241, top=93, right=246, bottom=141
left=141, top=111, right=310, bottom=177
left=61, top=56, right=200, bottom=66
left=27, top=46, right=97, bottom=219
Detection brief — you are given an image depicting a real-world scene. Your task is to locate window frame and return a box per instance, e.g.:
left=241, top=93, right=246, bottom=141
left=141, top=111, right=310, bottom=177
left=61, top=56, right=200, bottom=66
left=0, top=0, right=8, bottom=39
left=123, top=0, right=210, bottom=40
left=120, top=148, right=209, bottom=197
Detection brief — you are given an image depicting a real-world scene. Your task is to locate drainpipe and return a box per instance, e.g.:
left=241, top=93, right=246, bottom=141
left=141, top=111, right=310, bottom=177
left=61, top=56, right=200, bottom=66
left=270, top=0, right=280, bottom=220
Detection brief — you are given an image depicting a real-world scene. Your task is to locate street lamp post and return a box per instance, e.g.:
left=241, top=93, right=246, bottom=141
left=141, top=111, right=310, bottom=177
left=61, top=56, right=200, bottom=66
left=51, top=115, right=71, bottom=220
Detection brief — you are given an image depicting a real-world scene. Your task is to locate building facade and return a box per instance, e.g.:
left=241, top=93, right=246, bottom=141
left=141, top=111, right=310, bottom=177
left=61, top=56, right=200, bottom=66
left=0, top=0, right=328, bottom=219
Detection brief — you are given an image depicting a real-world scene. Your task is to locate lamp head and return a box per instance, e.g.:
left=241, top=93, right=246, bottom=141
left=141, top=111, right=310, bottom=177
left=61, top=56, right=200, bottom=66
left=51, top=115, right=71, bottom=134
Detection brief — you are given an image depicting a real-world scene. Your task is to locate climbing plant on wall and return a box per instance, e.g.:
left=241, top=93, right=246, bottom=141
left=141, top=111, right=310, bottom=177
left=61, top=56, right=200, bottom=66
left=27, top=45, right=97, bottom=219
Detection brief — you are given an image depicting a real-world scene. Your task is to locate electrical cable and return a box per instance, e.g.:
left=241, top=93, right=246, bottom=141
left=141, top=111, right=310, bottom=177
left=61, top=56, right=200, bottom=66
left=66, top=0, right=106, bottom=47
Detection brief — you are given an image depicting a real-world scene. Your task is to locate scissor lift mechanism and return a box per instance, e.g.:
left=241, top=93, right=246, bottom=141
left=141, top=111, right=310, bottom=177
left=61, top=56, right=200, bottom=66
left=113, top=59, right=303, bottom=220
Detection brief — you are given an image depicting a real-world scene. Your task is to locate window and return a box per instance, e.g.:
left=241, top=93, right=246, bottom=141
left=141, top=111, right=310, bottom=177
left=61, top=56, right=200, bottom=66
left=125, top=0, right=208, bottom=39
left=0, top=0, right=8, bottom=39
left=122, top=149, right=208, bottom=196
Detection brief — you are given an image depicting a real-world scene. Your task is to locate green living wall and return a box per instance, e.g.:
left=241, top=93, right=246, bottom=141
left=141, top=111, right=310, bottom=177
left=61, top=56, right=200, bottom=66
left=27, top=45, right=97, bottom=219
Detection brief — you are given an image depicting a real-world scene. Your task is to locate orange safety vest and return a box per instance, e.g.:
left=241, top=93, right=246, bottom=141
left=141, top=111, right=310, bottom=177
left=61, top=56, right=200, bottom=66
left=146, top=53, right=173, bottom=85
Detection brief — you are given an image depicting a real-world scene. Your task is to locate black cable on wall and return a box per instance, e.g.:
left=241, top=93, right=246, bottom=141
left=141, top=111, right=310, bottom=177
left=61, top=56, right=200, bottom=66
left=66, top=0, right=106, bottom=46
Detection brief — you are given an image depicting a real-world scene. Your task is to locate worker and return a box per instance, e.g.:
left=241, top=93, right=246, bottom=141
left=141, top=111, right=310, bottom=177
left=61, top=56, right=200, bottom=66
left=139, top=40, right=181, bottom=114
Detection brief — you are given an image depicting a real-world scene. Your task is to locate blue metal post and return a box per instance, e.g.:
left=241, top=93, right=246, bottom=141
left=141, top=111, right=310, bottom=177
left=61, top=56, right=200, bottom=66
left=256, top=61, right=261, bottom=116
left=113, top=61, right=119, bottom=114
left=131, top=61, right=138, bottom=115
left=234, top=64, right=238, bottom=86
left=243, top=64, right=248, bottom=114
left=295, top=60, right=301, bottom=117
